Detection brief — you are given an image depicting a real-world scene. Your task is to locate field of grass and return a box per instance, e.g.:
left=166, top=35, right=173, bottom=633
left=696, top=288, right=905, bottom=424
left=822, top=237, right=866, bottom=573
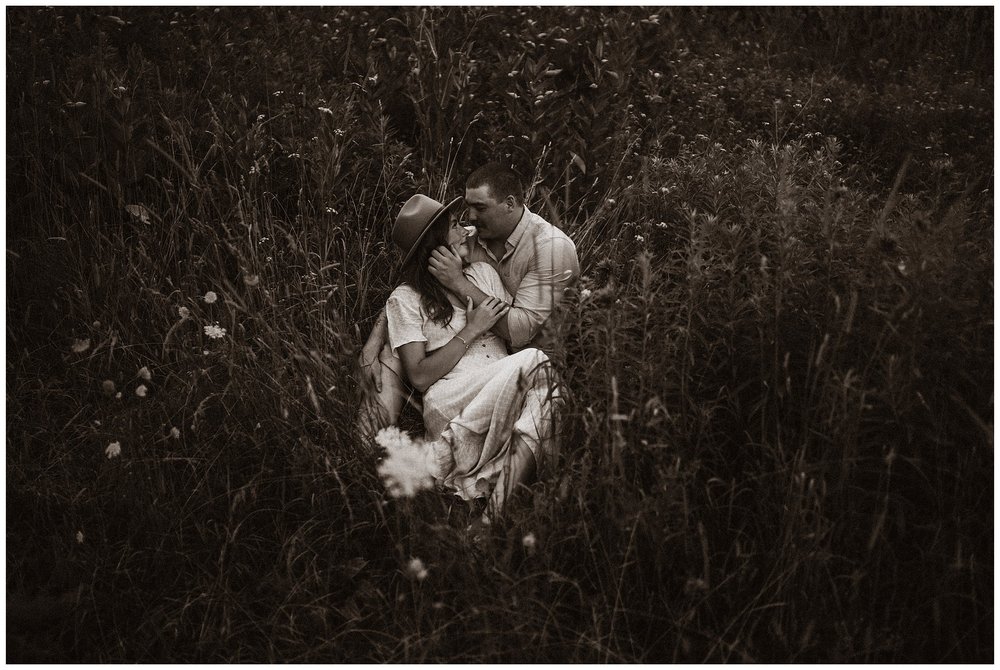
left=6, top=6, right=993, bottom=662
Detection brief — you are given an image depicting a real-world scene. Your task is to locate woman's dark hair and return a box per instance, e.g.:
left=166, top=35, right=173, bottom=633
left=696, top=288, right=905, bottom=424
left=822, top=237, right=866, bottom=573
left=399, top=213, right=456, bottom=327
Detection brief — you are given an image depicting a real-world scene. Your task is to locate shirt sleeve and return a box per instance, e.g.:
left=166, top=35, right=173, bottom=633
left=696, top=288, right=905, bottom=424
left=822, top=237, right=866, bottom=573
left=465, top=262, right=513, bottom=303
left=506, top=235, right=580, bottom=348
left=385, top=288, right=427, bottom=354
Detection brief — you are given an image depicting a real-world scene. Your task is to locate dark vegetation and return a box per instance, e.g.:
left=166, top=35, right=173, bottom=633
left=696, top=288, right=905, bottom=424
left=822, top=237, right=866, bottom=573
left=7, top=6, right=993, bottom=662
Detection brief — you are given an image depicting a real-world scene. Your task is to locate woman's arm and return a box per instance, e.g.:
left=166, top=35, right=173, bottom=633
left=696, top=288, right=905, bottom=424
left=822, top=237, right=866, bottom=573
left=397, top=296, right=508, bottom=392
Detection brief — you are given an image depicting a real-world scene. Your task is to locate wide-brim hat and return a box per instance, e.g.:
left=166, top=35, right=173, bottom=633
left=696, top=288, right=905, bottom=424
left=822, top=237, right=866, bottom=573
left=391, top=194, right=464, bottom=270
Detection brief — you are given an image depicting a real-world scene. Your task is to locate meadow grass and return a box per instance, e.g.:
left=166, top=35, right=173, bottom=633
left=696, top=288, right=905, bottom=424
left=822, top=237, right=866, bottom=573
left=6, top=6, right=992, bottom=662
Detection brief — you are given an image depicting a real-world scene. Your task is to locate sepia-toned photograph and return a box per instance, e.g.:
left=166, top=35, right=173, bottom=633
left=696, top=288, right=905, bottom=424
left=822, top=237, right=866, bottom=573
left=6, top=5, right=993, bottom=663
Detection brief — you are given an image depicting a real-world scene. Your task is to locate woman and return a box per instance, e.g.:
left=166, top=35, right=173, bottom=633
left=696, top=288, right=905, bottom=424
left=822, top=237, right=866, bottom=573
left=384, top=193, right=559, bottom=523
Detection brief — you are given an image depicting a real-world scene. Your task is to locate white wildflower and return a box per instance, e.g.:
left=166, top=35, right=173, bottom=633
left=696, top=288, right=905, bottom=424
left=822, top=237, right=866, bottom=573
left=522, top=532, right=537, bottom=549
left=71, top=338, right=91, bottom=353
left=203, top=291, right=218, bottom=304
left=115, top=392, right=122, bottom=399
left=375, top=426, right=438, bottom=498
left=105, top=441, right=121, bottom=459
left=243, top=274, right=260, bottom=287
left=204, top=323, right=227, bottom=340
left=137, top=366, right=152, bottom=381
left=406, top=557, right=429, bottom=581
left=317, top=106, right=334, bottom=115
left=75, top=530, right=84, bottom=544
left=135, top=384, right=148, bottom=398
left=178, top=306, right=190, bottom=319
left=170, top=426, right=181, bottom=439
left=579, top=288, right=592, bottom=300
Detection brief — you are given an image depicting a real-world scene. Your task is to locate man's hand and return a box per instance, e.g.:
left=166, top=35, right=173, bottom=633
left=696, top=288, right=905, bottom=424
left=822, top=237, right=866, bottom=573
left=428, top=244, right=466, bottom=291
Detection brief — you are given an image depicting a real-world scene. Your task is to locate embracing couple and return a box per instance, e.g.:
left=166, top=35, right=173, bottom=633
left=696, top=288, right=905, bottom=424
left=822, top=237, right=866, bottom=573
left=359, top=162, right=579, bottom=525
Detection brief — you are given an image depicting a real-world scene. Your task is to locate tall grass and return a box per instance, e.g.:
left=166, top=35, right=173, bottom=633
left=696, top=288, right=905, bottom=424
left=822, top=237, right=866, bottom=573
left=7, top=6, right=992, bottom=662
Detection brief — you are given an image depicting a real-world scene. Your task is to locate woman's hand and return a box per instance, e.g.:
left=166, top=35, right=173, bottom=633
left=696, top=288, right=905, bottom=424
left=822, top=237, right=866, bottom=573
left=465, top=295, right=509, bottom=337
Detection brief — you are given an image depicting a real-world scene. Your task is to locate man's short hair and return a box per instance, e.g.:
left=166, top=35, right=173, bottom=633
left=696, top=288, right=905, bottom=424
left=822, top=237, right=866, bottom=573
left=466, top=162, right=523, bottom=205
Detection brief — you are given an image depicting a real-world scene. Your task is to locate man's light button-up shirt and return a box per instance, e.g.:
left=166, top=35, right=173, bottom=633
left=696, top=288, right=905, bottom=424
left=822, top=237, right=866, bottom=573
left=468, top=206, right=580, bottom=349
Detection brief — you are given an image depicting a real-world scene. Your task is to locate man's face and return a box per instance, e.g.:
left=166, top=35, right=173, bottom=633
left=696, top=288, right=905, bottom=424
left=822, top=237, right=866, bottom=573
left=464, top=184, right=510, bottom=241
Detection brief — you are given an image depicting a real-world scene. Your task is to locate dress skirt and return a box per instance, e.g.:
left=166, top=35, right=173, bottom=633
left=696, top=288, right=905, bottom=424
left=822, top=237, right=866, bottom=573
left=423, top=347, right=560, bottom=500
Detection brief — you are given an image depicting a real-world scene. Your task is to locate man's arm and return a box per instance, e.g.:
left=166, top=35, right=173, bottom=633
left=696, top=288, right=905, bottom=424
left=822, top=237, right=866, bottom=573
left=501, top=236, right=579, bottom=347
left=359, top=307, right=387, bottom=392
left=428, top=245, right=516, bottom=342
left=429, top=238, right=579, bottom=348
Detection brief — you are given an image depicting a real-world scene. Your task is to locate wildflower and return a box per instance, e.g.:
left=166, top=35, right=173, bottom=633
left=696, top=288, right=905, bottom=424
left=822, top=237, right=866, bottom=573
left=243, top=274, right=260, bottom=287
left=178, top=306, right=190, bottom=319
left=317, top=106, right=334, bottom=115
left=76, top=530, right=84, bottom=544
left=897, top=261, right=906, bottom=274
left=137, top=366, right=152, bottom=381
left=684, top=577, right=709, bottom=594
left=135, top=384, right=148, bottom=398
left=71, top=338, right=91, bottom=353
left=406, top=557, right=429, bottom=581
left=606, top=198, right=616, bottom=205
left=115, top=392, right=122, bottom=399
left=170, top=427, right=181, bottom=439
left=203, top=291, right=218, bottom=304
left=635, top=234, right=645, bottom=242
left=101, top=380, right=116, bottom=395
left=105, top=441, right=122, bottom=459
left=579, top=288, right=592, bottom=300
left=375, top=426, right=438, bottom=498
left=204, top=323, right=227, bottom=340
left=522, top=532, right=537, bottom=549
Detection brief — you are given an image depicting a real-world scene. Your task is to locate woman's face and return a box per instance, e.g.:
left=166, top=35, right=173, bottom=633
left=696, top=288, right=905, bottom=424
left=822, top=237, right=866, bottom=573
left=445, top=214, right=471, bottom=261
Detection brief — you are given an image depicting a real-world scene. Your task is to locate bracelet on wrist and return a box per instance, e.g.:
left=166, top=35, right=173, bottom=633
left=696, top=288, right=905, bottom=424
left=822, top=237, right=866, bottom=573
left=455, top=334, right=471, bottom=349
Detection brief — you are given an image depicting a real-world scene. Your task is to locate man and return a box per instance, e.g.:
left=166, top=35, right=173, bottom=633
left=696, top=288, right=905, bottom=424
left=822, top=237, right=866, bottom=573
left=358, top=162, right=580, bottom=432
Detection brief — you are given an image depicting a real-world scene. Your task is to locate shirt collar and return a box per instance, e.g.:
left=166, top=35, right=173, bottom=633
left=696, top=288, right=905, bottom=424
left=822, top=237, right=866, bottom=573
left=504, top=205, right=532, bottom=250
left=471, top=205, right=533, bottom=259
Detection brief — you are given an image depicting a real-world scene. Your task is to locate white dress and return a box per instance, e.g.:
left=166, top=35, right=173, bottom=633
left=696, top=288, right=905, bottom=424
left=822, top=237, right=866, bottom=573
left=385, top=262, right=559, bottom=500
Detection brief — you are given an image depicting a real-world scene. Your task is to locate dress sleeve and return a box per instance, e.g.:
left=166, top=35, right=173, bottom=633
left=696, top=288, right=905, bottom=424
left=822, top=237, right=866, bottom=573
left=385, top=287, right=427, bottom=354
left=465, top=262, right=513, bottom=303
